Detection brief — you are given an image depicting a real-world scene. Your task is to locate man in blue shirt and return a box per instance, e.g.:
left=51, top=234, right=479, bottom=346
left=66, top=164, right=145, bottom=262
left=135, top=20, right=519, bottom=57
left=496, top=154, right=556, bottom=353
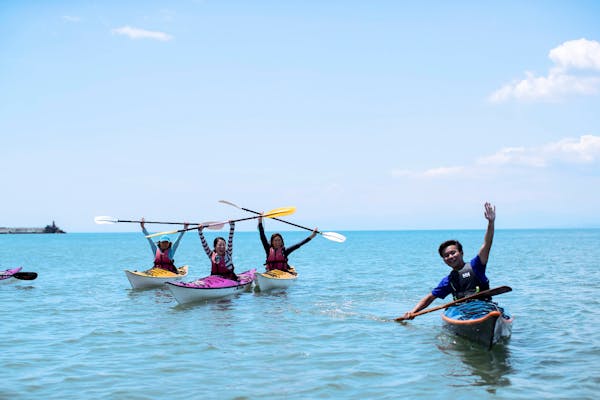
left=400, top=202, right=496, bottom=320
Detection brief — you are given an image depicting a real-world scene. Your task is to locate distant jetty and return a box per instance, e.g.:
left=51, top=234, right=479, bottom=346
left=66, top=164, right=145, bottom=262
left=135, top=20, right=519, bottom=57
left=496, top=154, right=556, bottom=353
left=0, top=221, right=65, bottom=234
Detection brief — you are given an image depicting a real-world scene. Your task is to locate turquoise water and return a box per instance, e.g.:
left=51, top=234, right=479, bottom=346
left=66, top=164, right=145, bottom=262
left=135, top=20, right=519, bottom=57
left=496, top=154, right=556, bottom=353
left=1, top=229, right=599, bottom=399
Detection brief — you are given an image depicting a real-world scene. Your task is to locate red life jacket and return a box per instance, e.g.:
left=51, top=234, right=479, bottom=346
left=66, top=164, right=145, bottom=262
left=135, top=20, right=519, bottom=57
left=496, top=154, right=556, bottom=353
left=211, top=253, right=236, bottom=280
left=265, top=248, right=289, bottom=271
left=154, top=248, right=177, bottom=273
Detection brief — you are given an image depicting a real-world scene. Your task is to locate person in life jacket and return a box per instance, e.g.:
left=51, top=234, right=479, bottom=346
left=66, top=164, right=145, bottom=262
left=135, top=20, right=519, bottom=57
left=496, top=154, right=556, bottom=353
left=400, top=202, right=496, bottom=321
left=140, top=218, right=189, bottom=274
left=257, top=214, right=317, bottom=273
left=198, top=221, right=239, bottom=281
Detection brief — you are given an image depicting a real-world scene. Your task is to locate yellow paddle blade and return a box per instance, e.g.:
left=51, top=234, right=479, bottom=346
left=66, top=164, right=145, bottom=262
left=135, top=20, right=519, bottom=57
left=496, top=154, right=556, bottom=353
left=264, top=207, right=296, bottom=218
left=145, top=229, right=179, bottom=239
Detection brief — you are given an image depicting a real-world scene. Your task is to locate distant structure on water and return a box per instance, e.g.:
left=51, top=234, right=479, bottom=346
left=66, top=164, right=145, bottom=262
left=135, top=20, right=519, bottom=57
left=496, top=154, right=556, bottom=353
left=0, top=221, right=66, bottom=234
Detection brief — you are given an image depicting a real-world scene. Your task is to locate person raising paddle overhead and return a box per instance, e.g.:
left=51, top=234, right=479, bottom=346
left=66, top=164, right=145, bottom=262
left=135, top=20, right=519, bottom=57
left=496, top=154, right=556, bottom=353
left=257, top=214, right=317, bottom=273
left=141, top=218, right=189, bottom=274
left=198, top=221, right=239, bottom=281
left=400, top=202, right=496, bottom=320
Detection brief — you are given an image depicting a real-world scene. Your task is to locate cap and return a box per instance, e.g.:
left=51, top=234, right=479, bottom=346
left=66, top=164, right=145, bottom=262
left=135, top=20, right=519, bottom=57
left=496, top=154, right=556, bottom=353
left=158, top=235, right=171, bottom=243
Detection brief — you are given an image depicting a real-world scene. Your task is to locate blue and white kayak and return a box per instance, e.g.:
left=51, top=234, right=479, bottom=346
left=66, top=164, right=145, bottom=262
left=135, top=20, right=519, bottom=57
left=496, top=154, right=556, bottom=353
left=442, top=300, right=513, bottom=349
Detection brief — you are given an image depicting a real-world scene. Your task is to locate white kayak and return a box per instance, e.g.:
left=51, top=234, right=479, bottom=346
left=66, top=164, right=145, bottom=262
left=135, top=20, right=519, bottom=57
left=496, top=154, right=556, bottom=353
left=124, top=266, right=189, bottom=290
left=166, top=269, right=255, bottom=304
left=255, top=267, right=297, bottom=292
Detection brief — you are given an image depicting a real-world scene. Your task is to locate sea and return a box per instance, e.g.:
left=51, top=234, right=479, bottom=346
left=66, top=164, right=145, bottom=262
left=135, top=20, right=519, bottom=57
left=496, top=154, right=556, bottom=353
left=1, top=229, right=599, bottom=399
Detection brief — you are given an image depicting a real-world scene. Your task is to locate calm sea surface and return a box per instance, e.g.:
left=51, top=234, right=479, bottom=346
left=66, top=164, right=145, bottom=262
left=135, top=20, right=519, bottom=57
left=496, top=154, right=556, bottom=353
left=1, top=229, right=599, bottom=399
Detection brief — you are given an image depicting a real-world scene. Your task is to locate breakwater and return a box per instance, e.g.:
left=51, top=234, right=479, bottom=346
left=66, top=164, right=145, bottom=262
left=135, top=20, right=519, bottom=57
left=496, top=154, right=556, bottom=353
left=0, top=221, right=65, bottom=234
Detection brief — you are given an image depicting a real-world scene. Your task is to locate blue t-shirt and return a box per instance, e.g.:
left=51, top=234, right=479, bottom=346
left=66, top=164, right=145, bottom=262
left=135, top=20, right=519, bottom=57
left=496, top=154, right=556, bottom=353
left=431, top=255, right=489, bottom=299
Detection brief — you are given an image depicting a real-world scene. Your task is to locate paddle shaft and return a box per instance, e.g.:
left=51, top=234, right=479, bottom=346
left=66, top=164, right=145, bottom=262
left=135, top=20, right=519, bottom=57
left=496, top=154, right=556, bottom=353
left=395, top=286, right=512, bottom=322
left=220, top=201, right=317, bottom=233
left=145, top=208, right=295, bottom=238
left=119, top=220, right=195, bottom=225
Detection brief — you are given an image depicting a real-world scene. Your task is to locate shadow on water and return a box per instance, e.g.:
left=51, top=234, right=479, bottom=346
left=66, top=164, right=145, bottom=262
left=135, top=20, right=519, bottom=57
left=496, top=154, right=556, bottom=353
left=127, top=286, right=176, bottom=304
left=172, top=297, right=236, bottom=312
left=252, top=288, right=290, bottom=299
left=438, top=333, right=513, bottom=394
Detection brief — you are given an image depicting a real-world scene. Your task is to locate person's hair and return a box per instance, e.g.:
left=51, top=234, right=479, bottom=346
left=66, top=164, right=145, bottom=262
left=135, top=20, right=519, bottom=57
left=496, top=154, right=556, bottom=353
left=270, top=233, right=284, bottom=248
left=214, top=237, right=226, bottom=248
left=438, top=240, right=462, bottom=256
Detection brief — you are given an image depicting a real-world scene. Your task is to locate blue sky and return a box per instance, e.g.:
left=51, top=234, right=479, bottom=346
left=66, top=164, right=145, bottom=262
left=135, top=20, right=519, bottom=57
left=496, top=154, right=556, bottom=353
left=1, top=1, right=599, bottom=232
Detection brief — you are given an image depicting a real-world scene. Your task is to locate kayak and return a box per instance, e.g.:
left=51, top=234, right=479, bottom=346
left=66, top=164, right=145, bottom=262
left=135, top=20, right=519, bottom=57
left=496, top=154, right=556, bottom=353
left=166, top=269, right=256, bottom=304
left=255, top=267, right=297, bottom=292
left=124, top=266, right=189, bottom=289
left=442, top=300, right=513, bottom=349
left=1, top=267, right=23, bottom=281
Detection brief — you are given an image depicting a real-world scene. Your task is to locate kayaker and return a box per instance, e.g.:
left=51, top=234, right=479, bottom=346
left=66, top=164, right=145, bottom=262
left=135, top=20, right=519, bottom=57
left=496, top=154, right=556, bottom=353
left=141, top=218, right=189, bottom=274
left=198, top=221, right=239, bottom=281
left=257, top=214, right=317, bottom=273
left=400, top=202, right=496, bottom=320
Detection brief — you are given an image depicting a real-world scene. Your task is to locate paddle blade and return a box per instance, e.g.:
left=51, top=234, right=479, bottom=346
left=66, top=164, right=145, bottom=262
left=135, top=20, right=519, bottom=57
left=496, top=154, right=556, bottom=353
left=13, top=272, right=38, bottom=280
left=94, top=216, right=118, bottom=224
left=264, top=207, right=296, bottom=218
left=321, top=231, right=346, bottom=243
left=202, top=221, right=226, bottom=230
left=218, top=200, right=241, bottom=209
left=146, top=229, right=180, bottom=238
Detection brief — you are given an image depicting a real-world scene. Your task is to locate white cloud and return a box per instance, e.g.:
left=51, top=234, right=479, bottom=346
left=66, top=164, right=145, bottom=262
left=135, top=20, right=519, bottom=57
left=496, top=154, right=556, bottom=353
left=422, top=166, right=465, bottom=177
left=490, top=38, right=600, bottom=102
left=549, top=38, right=600, bottom=71
left=479, top=135, right=600, bottom=167
left=391, top=166, right=465, bottom=179
left=543, top=134, right=600, bottom=164
left=478, top=146, right=548, bottom=167
left=393, top=135, right=600, bottom=178
left=111, top=26, right=173, bottom=42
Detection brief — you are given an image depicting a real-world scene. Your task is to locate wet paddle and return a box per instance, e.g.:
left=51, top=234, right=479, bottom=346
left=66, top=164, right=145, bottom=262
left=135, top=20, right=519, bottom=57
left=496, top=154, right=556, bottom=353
left=145, top=207, right=297, bottom=239
left=394, top=286, right=512, bottom=322
left=94, top=216, right=200, bottom=225
left=219, top=200, right=346, bottom=243
left=1, top=272, right=38, bottom=280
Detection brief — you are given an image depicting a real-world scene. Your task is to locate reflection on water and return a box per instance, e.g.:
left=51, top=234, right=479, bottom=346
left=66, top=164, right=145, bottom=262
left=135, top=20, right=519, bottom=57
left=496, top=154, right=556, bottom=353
left=127, top=286, right=175, bottom=304
left=438, top=333, right=513, bottom=393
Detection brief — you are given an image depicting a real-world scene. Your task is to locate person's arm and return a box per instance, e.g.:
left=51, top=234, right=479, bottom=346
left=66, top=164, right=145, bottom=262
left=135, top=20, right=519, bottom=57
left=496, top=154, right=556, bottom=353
left=227, top=221, right=238, bottom=280
left=198, top=226, right=212, bottom=258
left=478, top=202, right=496, bottom=265
left=141, top=218, right=157, bottom=254
left=401, top=293, right=437, bottom=320
left=227, top=221, right=235, bottom=254
left=284, top=228, right=318, bottom=256
left=257, top=217, right=270, bottom=254
left=171, top=223, right=189, bottom=255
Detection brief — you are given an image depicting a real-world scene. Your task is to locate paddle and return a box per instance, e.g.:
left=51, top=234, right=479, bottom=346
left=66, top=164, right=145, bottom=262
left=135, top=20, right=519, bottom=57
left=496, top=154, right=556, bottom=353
left=219, top=200, right=346, bottom=243
left=95, top=216, right=199, bottom=225
left=1, top=272, right=38, bottom=281
left=145, top=207, right=297, bottom=239
left=394, top=286, right=512, bottom=322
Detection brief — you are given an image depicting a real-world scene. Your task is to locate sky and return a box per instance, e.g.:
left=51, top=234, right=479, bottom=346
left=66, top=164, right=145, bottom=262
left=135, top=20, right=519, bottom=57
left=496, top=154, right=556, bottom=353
left=1, top=1, right=600, bottom=232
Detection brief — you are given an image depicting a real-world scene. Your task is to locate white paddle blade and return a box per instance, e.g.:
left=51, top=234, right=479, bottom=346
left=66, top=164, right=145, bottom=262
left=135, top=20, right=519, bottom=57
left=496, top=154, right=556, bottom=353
left=218, top=200, right=241, bottom=209
left=201, top=221, right=225, bottom=230
left=94, top=216, right=118, bottom=224
left=321, top=231, right=346, bottom=243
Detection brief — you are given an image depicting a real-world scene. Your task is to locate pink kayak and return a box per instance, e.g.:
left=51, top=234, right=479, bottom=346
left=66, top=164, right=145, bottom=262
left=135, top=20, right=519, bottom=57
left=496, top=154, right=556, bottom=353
left=166, top=269, right=255, bottom=304
left=1, top=267, right=23, bottom=281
